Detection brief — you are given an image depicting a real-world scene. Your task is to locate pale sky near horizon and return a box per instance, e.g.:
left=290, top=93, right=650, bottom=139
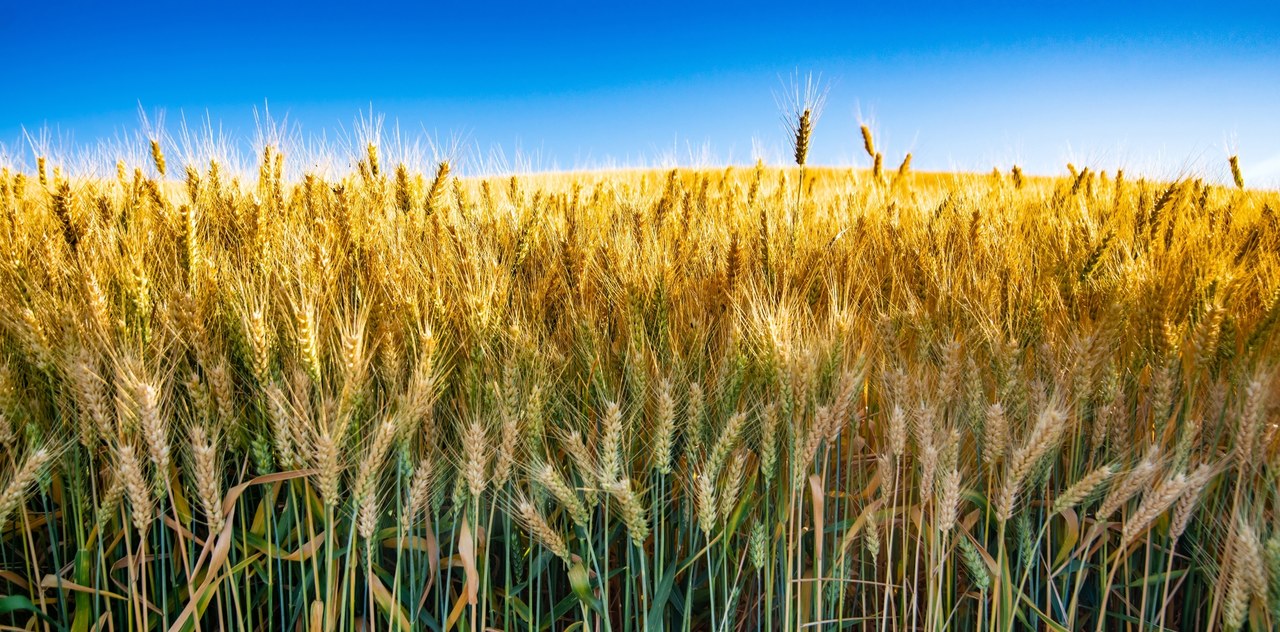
left=3, top=1, right=1279, bottom=184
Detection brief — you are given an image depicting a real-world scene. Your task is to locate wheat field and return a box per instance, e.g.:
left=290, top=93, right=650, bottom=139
left=0, top=128, right=1277, bottom=632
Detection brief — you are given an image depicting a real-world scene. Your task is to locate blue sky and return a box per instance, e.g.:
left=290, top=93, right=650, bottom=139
left=3, top=1, right=1279, bottom=182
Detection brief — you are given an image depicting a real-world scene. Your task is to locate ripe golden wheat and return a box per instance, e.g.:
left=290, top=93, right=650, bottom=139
left=0, top=132, right=1276, bottom=632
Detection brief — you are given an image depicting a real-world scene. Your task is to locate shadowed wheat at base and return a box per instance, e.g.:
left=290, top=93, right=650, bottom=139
left=0, top=134, right=1276, bottom=632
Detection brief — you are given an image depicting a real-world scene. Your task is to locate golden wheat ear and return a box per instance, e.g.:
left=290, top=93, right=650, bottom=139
left=793, top=109, right=812, bottom=167
left=425, top=161, right=451, bottom=215
left=0, top=447, right=54, bottom=533
left=149, top=139, right=166, bottom=177
left=893, top=153, right=912, bottom=187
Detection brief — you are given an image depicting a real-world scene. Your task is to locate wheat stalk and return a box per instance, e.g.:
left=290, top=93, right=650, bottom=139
left=188, top=425, right=225, bottom=534
left=117, top=444, right=153, bottom=533
left=936, top=468, right=962, bottom=532
left=516, top=496, right=571, bottom=564
left=461, top=416, right=490, bottom=499
left=1229, top=155, right=1244, bottom=190
left=533, top=460, right=590, bottom=529
left=1121, top=473, right=1190, bottom=546
left=651, top=378, right=677, bottom=475
left=996, top=402, right=1066, bottom=522
left=1096, top=449, right=1160, bottom=521
left=0, top=448, right=52, bottom=533
left=608, top=478, right=649, bottom=547
left=598, top=400, right=625, bottom=485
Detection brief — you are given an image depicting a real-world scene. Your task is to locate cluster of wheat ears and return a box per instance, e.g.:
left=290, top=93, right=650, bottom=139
left=0, top=113, right=1277, bottom=632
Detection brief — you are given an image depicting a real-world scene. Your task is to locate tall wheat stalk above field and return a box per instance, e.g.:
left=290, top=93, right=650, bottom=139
left=778, top=71, right=828, bottom=250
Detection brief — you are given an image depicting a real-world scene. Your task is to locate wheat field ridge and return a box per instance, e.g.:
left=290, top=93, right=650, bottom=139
left=0, top=125, right=1277, bottom=632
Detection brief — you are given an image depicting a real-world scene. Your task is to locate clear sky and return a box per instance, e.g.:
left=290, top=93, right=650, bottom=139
left=3, top=1, right=1279, bottom=183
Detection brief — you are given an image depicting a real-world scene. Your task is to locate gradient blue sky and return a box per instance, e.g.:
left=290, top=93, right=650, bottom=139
left=3, top=1, right=1279, bottom=182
